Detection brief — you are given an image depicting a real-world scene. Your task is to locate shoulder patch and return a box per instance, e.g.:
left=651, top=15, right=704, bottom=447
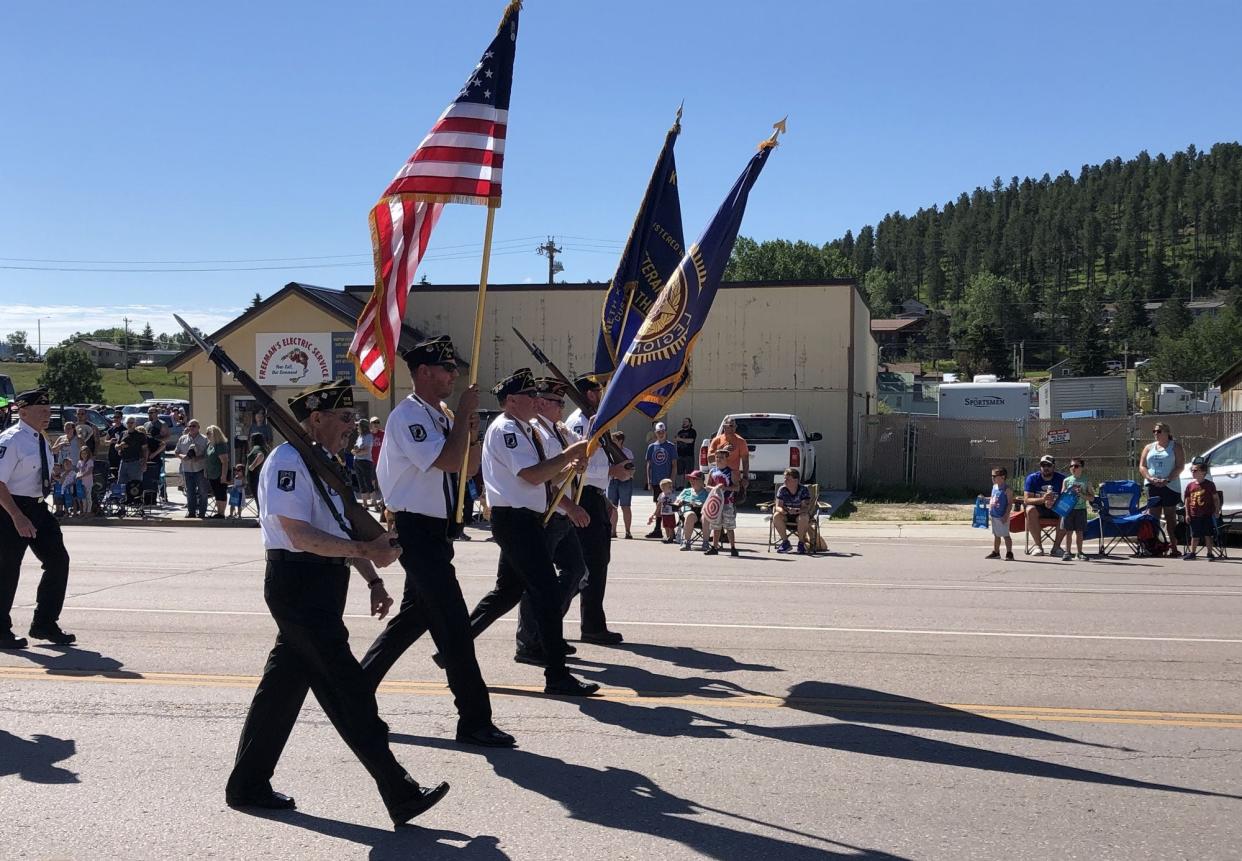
left=409, top=423, right=427, bottom=442
left=276, top=470, right=296, bottom=492
left=503, top=432, right=518, bottom=449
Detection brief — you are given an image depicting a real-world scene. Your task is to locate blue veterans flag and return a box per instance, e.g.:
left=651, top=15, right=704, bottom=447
left=588, top=123, right=784, bottom=448
left=594, top=111, right=685, bottom=417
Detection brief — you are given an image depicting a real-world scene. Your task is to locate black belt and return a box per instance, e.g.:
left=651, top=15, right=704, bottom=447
left=581, top=485, right=606, bottom=496
left=12, top=495, right=47, bottom=507
left=265, top=549, right=347, bottom=566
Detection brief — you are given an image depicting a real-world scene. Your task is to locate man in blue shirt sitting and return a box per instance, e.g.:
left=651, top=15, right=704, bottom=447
left=1023, top=454, right=1067, bottom=557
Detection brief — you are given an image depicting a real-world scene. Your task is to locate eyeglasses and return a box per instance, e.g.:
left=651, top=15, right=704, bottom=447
left=1152, top=429, right=1164, bottom=434
left=1070, top=463, right=1083, bottom=469
left=1190, top=466, right=1205, bottom=472
left=188, top=424, right=199, bottom=428
left=331, top=411, right=357, bottom=424
left=436, top=362, right=457, bottom=372
left=538, top=396, right=564, bottom=405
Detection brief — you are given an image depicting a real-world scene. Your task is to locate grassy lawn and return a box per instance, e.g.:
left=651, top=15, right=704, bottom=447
left=0, top=362, right=188, bottom=405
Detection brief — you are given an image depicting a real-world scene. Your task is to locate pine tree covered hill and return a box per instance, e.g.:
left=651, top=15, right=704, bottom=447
left=725, top=142, right=1242, bottom=376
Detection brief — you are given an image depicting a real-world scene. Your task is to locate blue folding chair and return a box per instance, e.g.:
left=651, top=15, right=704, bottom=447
left=1086, top=480, right=1164, bottom=557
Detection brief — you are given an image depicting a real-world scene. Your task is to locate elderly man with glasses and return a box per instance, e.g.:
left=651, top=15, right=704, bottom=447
left=175, top=420, right=211, bottom=518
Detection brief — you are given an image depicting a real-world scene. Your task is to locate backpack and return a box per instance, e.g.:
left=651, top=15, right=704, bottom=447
left=1135, top=520, right=1169, bottom=557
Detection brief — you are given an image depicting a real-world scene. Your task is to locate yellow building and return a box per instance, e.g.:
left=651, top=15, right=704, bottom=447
left=169, top=279, right=876, bottom=488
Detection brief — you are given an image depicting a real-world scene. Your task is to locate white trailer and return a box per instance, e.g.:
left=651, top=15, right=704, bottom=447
left=937, top=383, right=1032, bottom=421
left=1038, top=376, right=1129, bottom=419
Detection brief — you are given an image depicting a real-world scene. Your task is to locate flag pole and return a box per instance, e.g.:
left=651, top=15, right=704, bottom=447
left=455, top=204, right=498, bottom=523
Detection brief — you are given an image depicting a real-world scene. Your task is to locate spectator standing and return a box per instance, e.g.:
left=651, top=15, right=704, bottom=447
left=606, top=431, right=635, bottom=539
left=227, top=464, right=246, bottom=517
left=245, top=433, right=268, bottom=507
left=105, top=411, right=126, bottom=475
left=175, top=420, right=210, bottom=518
left=247, top=409, right=273, bottom=448
left=704, top=448, right=739, bottom=557
left=143, top=408, right=168, bottom=503
left=982, top=467, right=1014, bottom=560
left=645, top=421, right=678, bottom=504
left=115, top=418, right=148, bottom=485
left=203, top=425, right=230, bottom=518
left=707, top=418, right=750, bottom=502
left=75, top=408, right=98, bottom=460
left=1182, top=458, right=1219, bottom=561
left=1139, top=422, right=1185, bottom=557
left=1059, top=459, right=1092, bottom=561
left=1023, top=455, right=1067, bottom=557
left=352, top=419, right=379, bottom=511
left=54, top=421, right=81, bottom=468
left=675, top=418, right=697, bottom=486
left=76, top=447, right=94, bottom=517
left=646, top=478, right=677, bottom=543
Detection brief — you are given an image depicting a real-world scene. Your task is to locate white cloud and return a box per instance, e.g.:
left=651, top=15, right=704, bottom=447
left=2, top=304, right=240, bottom=351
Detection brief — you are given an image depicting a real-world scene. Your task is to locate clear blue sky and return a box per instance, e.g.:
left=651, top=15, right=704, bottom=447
left=2, top=0, right=1239, bottom=347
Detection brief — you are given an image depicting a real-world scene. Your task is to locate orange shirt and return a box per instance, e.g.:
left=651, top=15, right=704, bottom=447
left=708, top=433, right=747, bottom=473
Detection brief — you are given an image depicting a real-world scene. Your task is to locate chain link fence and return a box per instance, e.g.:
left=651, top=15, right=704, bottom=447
left=857, top=411, right=1242, bottom=496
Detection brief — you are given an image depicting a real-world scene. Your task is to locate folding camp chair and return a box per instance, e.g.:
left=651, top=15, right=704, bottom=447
left=759, top=483, right=831, bottom=555
left=1017, top=499, right=1062, bottom=556
left=673, top=507, right=704, bottom=548
left=1086, top=480, right=1163, bottom=557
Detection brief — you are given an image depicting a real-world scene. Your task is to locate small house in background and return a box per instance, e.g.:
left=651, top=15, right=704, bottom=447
left=73, top=339, right=127, bottom=368
left=1216, top=357, right=1242, bottom=413
left=1046, top=359, right=1075, bottom=380
left=870, top=318, right=926, bottom=355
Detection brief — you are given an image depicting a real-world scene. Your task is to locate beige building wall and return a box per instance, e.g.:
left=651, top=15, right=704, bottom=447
left=407, top=280, right=875, bottom=488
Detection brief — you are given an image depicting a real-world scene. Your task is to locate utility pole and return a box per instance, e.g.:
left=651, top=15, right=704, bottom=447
left=1019, top=340, right=1025, bottom=378
left=536, top=236, right=562, bottom=285
left=123, top=317, right=131, bottom=382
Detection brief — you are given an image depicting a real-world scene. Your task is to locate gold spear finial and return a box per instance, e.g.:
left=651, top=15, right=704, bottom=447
left=759, top=115, right=788, bottom=151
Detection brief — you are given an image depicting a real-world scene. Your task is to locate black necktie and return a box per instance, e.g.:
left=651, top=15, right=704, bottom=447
left=37, top=431, right=50, bottom=497
left=529, top=428, right=553, bottom=509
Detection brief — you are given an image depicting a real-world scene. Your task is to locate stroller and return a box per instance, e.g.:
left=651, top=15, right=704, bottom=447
left=101, top=475, right=149, bottom=519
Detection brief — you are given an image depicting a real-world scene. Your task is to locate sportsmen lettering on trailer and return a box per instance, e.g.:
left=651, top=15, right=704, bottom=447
left=937, top=383, right=1033, bottom=421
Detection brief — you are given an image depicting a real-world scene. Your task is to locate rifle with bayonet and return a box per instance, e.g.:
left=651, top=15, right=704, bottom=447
left=173, top=314, right=388, bottom=543
left=511, top=327, right=631, bottom=467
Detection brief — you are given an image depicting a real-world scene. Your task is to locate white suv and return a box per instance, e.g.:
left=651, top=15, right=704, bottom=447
left=1178, top=432, right=1242, bottom=517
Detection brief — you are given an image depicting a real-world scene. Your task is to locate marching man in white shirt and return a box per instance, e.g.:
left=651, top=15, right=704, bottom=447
left=0, top=387, right=75, bottom=649
left=360, top=336, right=516, bottom=749
left=225, top=378, right=449, bottom=825
left=565, top=374, right=633, bottom=645
left=473, top=368, right=599, bottom=697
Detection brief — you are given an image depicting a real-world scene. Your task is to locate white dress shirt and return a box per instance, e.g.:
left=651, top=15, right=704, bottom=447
left=482, top=414, right=546, bottom=513
left=258, top=443, right=351, bottom=551
left=0, top=419, right=54, bottom=498
left=376, top=393, right=457, bottom=519
left=565, top=407, right=609, bottom=490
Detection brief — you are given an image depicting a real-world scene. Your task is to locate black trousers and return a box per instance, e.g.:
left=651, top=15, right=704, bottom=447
left=359, top=513, right=492, bottom=732
left=575, top=486, right=612, bottom=634
left=227, top=559, right=417, bottom=808
left=0, top=497, right=70, bottom=634
left=515, top=514, right=587, bottom=653
left=471, top=507, right=570, bottom=680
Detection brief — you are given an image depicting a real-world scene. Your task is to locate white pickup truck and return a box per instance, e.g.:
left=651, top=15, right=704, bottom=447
left=698, top=413, right=821, bottom=491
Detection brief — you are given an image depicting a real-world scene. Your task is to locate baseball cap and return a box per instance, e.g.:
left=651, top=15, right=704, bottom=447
left=1039, top=455, right=1055, bottom=466
left=654, top=421, right=666, bottom=432
left=687, top=470, right=703, bottom=480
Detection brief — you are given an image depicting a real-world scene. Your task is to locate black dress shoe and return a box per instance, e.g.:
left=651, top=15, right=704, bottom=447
left=645, top=529, right=662, bottom=538
left=28, top=624, right=76, bottom=645
left=580, top=629, right=623, bottom=645
left=562, top=642, right=577, bottom=656
left=0, top=634, right=28, bottom=650
left=431, top=652, right=446, bottom=669
left=226, top=790, right=296, bottom=811
left=513, top=649, right=548, bottom=667
left=388, top=781, right=450, bottom=826
left=455, top=725, right=517, bottom=748
left=543, top=674, right=601, bottom=697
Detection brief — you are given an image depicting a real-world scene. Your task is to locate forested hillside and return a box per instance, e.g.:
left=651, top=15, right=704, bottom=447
left=726, top=142, right=1242, bottom=380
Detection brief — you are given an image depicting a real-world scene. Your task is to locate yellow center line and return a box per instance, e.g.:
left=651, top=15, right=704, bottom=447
left=2, top=665, right=1240, bottom=729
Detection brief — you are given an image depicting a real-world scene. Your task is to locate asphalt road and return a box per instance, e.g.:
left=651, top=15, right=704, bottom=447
left=2, top=510, right=1240, bottom=860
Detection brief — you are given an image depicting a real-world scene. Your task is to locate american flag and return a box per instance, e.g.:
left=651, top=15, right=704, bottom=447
left=350, top=1, right=520, bottom=395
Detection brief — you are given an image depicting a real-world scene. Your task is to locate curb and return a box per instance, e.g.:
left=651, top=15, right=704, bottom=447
left=63, top=517, right=260, bottom=528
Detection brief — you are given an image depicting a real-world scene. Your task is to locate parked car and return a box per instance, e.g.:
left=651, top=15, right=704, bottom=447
left=1134, top=358, right=1153, bottom=370
left=698, top=413, right=821, bottom=492
left=1177, top=431, right=1242, bottom=521
left=46, top=406, right=110, bottom=436
left=1104, top=360, right=1124, bottom=373
left=0, top=373, right=14, bottom=427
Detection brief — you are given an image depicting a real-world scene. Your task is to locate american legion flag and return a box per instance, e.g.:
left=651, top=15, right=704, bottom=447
left=586, top=130, right=782, bottom=451
left=350, top=1, right=521, bottom=396
left=593, top=113, right=686, bottom=418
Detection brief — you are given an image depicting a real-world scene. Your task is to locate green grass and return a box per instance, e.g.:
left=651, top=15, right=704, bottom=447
left=0, top=362, right=188, bottom=405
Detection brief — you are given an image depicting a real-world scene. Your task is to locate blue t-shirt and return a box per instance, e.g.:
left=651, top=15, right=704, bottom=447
left=646, top=440, right=678, bottom=484
left=1024, top=470, right=1065, bottom=501
left=989, top=484, right=1010, bottom=517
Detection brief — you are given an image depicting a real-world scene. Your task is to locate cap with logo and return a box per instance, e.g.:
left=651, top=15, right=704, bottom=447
left=14, top=387, right=50, bottom=408
left=402, top=335, right=458, bottom=370
left=1039, top=455, right=1055, bottom=466
left=288, top=379, right=355, bottom=421
left=533, top=377, right=569, bottom=397
left=491, top=368, right=537, bottom=401
left=573, top=373, right=601, bottom=395
left=654, top=421, right=667, bottom=432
